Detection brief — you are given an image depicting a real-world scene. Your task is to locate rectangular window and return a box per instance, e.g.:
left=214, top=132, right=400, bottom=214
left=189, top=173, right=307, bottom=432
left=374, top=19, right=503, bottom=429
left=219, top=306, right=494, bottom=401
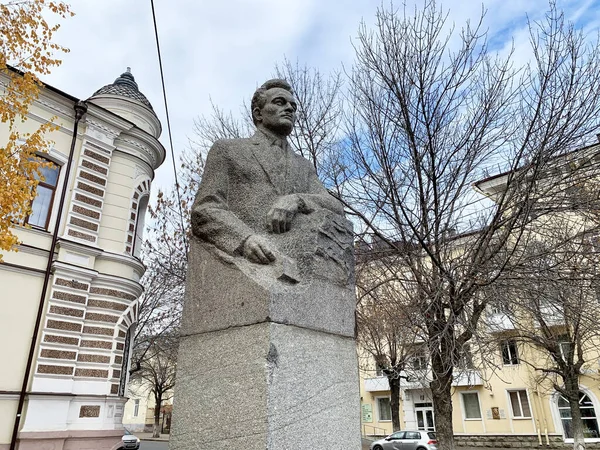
left=27, top=159, right=60, bottom=229
left=377, top=397, right=392, bottom=421
left=501, top=340, right=519, bottom=365
left=462, top=392, right=482, bottom=419
left=133, top=399, right=140, bottom=417
left=458, top=344, right=474, bottom=369
left=412, top=353, right=427, bottom=370
left=509, top=390, right=531, bottom=418
left=559, top=341, right=572, bottom=362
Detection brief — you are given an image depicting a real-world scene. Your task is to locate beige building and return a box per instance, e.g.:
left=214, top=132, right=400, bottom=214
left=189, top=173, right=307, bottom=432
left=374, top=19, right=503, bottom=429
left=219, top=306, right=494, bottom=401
left=360, top=335, right=600, bottom=447
left=122, top=380, right=173, bottom=434
left=0, top=68, right=165, bottom=449
left=359, top=143, right=600, bottom=448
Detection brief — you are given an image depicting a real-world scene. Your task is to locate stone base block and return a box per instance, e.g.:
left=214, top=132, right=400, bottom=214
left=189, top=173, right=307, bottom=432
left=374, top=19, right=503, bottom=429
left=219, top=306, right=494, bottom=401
left=170, top=322, right=362, bottom=450
left=181, top=239, right=356, bottom=339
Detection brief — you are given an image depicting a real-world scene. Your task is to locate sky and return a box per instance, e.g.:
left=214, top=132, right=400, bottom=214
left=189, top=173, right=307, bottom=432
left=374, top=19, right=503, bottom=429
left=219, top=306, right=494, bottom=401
left=42, top=0, right=600, bottom=194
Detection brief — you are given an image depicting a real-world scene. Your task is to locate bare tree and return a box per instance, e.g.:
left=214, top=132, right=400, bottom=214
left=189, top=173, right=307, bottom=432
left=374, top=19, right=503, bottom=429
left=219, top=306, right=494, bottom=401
left=274, top=58, right=344, bottom=179
left=129, top=182, right=189, bottom=375
left=486, top=184, right=600, bottom=449
left=356, top=243, right=419, bottom=431
left=336, top=2, right=600, bottom=448
left=188, top=58, right=344, bottom=180
left=130, top=333, right=178, bottom=438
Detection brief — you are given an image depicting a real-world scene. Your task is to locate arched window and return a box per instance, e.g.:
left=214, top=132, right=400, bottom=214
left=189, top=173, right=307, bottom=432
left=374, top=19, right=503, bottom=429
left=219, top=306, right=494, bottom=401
left=557, top=391, right=599, bottom=439
left=126, top=180, right=150, bottom=257
left=118, top=325, right=134, bottom=397
left=132, top=194, right=149, bottom=258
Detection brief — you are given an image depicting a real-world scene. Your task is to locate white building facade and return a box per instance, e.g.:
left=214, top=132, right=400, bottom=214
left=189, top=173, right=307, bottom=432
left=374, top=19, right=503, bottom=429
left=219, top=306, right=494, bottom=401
left=0, top=69, right=165, bottom=450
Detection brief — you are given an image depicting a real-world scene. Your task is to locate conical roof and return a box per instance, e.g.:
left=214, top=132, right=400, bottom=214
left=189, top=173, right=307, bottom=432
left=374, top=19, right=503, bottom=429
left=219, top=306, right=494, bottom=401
left=91, top=68, right=153, bottom=110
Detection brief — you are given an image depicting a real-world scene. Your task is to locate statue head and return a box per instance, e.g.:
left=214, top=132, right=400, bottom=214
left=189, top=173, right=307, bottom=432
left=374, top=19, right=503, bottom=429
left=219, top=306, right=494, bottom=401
left=251, top=79, right=297, bottom=137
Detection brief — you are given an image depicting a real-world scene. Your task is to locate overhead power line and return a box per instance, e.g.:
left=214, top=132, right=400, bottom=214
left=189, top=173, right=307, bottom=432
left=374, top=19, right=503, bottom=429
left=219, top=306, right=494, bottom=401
left=150, top=0, right=188, bottom=252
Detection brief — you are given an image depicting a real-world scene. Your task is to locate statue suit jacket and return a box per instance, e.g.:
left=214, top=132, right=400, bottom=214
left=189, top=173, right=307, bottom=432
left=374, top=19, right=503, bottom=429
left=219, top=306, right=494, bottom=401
left=191, top=130, right=343, bottom=256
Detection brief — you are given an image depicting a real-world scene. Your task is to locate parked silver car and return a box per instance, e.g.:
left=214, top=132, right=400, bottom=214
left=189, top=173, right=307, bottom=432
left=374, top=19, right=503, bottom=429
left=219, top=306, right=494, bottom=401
left=370, top=430, right=438, bottom=450
left=120, top=430, right=140, bottom=450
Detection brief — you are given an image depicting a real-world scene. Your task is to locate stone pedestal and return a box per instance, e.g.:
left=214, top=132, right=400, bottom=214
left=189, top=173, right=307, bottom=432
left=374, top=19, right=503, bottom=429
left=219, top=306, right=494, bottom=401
left=170, top=239, right=362, bottom=449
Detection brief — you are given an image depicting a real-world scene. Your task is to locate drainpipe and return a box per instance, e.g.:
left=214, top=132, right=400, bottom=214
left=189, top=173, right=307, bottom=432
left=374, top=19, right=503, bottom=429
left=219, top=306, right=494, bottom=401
left=10, top=100, right=88, bottom=450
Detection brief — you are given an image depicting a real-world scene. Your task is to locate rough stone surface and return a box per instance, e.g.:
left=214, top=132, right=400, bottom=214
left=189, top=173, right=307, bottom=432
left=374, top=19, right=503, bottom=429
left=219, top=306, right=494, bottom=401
left=171, top=323, right=361, bottom=450
left=181, top=238, right=355, bottom=338
left=172, top=79, right=361, bottom=450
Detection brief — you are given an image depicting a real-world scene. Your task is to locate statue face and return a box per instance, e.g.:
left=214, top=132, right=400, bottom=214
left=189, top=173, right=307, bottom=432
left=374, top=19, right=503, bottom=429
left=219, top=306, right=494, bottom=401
left=255, top=88, right=297, bottom=136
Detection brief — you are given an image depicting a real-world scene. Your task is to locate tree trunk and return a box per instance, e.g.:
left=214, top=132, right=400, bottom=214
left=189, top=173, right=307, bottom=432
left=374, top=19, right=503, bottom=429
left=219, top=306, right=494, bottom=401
left=153, top=391, right=163, bottom=438
left=388, top=374, right=402, bottom=432
left=564, top=373, right=586, bottom=450
left=431, top=371, right=454, bottom=450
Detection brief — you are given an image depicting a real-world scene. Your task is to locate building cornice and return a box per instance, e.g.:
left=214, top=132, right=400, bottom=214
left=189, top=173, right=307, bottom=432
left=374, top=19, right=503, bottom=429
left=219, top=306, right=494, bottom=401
left=57, top=238, right=104, bottom=257
left=95, top=250, right=146, bottom=278
left=51, top=260, right=99, bottom=279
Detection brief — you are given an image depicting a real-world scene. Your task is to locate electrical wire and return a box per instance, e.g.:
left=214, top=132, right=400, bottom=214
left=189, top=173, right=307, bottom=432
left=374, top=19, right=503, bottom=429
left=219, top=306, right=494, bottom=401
left=150, top=0, right=188, bottom=253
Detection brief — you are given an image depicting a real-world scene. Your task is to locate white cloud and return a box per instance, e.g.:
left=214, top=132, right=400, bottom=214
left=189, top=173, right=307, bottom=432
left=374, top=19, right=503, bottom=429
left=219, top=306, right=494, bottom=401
left=41, top=0, right=600, bottom=192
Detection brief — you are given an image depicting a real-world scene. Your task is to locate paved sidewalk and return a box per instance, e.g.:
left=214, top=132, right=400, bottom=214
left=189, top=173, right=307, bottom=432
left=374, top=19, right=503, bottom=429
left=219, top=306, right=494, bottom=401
left=138, top=432, right=170, bottom=442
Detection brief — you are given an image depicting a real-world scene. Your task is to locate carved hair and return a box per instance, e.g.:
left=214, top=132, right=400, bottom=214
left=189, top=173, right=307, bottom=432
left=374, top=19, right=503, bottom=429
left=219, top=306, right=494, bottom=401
left=251, top=79, right=293, bottom=125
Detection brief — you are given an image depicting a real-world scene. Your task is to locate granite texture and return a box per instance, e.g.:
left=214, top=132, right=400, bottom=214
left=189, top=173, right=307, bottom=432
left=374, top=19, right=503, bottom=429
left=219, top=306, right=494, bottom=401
left=170, top=323, right=361, bottom=450
left=173, top=79, right=360, bottom=450
left=171, top=325, right=270, bottom=450
left=181, top=238, right=355, bottom=337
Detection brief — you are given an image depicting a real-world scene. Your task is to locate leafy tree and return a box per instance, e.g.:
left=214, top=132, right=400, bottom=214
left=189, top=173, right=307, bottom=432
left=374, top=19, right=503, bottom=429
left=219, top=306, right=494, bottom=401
left=0, top=0, right=72, bottom=257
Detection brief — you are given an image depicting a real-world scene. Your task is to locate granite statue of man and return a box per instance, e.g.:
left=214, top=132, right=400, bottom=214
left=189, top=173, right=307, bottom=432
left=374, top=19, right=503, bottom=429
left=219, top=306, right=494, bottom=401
left=191, top=78, right=352, bottom=284
left=170, top=79, right=361, bottom=450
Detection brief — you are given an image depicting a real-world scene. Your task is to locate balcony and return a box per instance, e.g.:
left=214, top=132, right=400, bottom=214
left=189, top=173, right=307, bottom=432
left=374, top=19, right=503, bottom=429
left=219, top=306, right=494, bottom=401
left=364, top=372, right=431, bottom=392
left=452, top=369, right=483, bottom=387
left=364, top=376, right=390, bottom=392
left=538, top=304, right=565, bottom=327
left=488, top=312, right=515, bottom=332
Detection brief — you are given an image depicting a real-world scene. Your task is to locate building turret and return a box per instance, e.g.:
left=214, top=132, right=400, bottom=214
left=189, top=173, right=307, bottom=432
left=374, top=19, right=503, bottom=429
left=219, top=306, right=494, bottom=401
left=88, top=68, right=161, bottom=138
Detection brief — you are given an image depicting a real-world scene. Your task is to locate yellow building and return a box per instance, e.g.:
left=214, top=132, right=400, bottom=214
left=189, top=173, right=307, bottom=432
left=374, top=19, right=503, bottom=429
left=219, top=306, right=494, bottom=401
left=122, top=379, right=173, bottom=434
left=359, top=336, right=600, bottom=447
left=359, top=143, right=600, bottom=448
left=0, top=68, right=165, bottom=449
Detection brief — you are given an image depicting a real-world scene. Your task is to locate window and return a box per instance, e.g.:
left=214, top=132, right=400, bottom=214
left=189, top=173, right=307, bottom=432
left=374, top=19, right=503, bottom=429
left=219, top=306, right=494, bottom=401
left=558, top=338, right=572, bottom=362
left=557, top=392, right=599, bottom=439
left=462, top=392, right=482, bottom=419
left=377, top=397, right=392, bottom=421
left=412, top=353, right=427, bottom=370
left=27, top=159, right=60, bottom=229
left=132, top=194, right=149, bottom=258
left=375, top=362, right=386, bottom=377
left=458, top=344, right=474, bottom=369
left=388, top=431, right=405, bottom=440
left=405, top=431, right=421, bottom=439
left=501, top=340, right=519, bottom=365
left=133, top=399, right=140, bottom=417
left=509, top=390, right=531, bottom=418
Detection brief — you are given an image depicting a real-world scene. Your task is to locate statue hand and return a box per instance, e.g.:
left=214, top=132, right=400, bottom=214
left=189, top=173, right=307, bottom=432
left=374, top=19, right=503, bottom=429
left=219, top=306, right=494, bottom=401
left=243, top=235, right=276, bottom=264
left=267, top=194, right=300, bottom=234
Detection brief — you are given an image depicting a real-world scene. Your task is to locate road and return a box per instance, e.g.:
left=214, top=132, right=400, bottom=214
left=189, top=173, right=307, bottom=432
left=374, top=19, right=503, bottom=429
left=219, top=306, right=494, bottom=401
left=141, top=441, right=168, bottom=450
left=139, top=440, right=372, bottom=450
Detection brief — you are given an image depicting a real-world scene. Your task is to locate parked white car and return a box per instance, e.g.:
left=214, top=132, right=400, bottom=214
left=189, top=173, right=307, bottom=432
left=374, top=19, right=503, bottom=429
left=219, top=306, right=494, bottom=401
left=120, top=429, right=140, bottom=450
left=370, top=430, right=438, bottom=450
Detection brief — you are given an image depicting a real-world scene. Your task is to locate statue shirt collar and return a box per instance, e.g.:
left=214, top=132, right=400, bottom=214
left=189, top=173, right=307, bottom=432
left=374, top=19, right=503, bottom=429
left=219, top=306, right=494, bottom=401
left=252, top=128, right=290, bottom=151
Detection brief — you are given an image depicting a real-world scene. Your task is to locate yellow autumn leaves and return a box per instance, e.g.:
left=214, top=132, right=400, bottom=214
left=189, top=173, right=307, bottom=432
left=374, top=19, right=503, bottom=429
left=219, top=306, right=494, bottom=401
left=0, top=0, right=72, bottom=259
